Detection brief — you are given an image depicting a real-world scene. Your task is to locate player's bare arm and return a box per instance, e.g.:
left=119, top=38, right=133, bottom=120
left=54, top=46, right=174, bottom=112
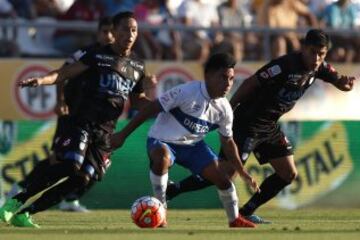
left=111, top=100, right=163, bottom=150
left=332, top=75, right=356, bottom=91
left=219, top=135, right=260, bottom=193
left=229, top=74, right=260, bottom=109
left=129, top=92, right=153, bottom=111
left=18, top=61, right=89, bottom=87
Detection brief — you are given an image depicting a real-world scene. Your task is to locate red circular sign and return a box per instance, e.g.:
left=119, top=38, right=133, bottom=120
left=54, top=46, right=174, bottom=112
left=156, top=67, right=194, bottom=96
left=14, top=64, right=56, bottom=119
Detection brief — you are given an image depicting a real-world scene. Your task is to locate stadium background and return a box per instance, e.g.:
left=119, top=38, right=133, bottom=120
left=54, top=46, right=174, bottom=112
left=0, top=59, right=359, bottom=209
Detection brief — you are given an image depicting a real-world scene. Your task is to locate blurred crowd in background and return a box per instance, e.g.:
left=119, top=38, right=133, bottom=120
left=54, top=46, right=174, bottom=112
left=1, top=0, right=360, bottom=62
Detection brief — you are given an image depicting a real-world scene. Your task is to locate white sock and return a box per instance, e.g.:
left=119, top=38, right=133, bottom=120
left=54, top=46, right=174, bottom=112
left=149, top=170, right=168, bottom=206
left=217, top=182, right=239, bottom=222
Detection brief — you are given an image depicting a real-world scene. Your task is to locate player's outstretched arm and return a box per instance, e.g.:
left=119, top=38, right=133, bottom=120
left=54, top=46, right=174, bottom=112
left=17, top=61, right=88, bottom=87
left=220, top=136, right=260, bottom=193
left=332, top=75, right=357, bottom=91
left=111, top=100, right=163, bottom=150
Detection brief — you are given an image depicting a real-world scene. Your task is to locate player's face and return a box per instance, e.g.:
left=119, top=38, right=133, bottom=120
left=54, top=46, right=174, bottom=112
left=113, top=18, right=138, bottom=52
left=206, top=68, right=235, bottom=98
left=302, top=45, right=328, bottom=71
left=97, top=25, right=115, bottom=46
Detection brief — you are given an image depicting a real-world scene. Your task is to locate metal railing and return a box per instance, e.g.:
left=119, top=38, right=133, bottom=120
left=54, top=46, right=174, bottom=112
left=1, top=19, right=359, bottom=60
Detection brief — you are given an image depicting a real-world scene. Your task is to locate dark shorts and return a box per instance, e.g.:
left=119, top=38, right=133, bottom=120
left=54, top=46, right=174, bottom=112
left=52, top=118, right=111, bottom=180
left=147, top=137, right=218, bottom=175
left=221, top=125, right=293, bottom=165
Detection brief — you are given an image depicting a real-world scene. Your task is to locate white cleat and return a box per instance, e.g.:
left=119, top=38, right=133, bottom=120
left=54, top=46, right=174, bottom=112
left=58, top=200, right=90, bottom=213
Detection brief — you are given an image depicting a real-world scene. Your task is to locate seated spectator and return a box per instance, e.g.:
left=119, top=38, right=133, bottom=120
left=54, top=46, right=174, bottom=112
left=177, top=0, right=220, bottom=62
left=53, top=0, right=105, bottom=54
left=0, top=0, right=19, bottom=56
left=320, top=0, right=358, bottom=62
left=214, top=0, right=252, bottom=61
left=102, top=0, right=141, bottom=16
left=257, top=0, right=318, bottom=59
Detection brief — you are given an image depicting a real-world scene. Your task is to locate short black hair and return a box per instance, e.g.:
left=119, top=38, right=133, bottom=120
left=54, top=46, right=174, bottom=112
left=304, top=29, right=331, bottom=49
left=98, top=16, right=113, bottom=30
left=204, top=53, right=236, bottom=74
left=112, top=11, right=135, bottom=27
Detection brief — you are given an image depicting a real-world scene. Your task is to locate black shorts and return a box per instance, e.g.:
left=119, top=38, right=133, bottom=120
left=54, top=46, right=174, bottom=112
left=52, top=115, right=72, bottom=150
left=221, top=125, right=293, bottom=165
left=52, top=118, right=112, bottom=180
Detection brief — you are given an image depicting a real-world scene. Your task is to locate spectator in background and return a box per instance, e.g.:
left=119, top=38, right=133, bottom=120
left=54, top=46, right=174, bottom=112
left=303, top=0, right=334, bottom=18
left=134, top=0, right=182, bottom=60
left=102, top=0, right=141, bottom=16
left=257, top=0, right=318, bottom=59
left=32, top=0, right=63, bottom=18
left=320, top=0, right=359, bottom=62
left=0, top=0, right=19, bottom=56
left=8, top=0, right=35, bottom=19
left=53, top=0, right=105, bottom=54
left=214, top=0, right=252, bottom=61
left=177, top=0, right=220, bottom=62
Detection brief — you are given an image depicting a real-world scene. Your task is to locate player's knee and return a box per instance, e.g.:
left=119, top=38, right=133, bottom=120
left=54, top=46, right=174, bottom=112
left=149, top=147, right=171, bottom=170
left=283, top=169, right=298, bottom=183
left=215, top=178, right=232, bottom=190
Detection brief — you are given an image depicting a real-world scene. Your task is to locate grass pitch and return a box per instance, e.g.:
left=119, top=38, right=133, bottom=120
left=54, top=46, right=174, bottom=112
left=1, top=208, right=360, bottom=240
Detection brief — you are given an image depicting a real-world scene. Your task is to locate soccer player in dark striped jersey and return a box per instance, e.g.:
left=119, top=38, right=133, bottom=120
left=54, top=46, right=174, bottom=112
left=165, top=29, right=357, bottom=224
left=1, top=12, right=151, bottom=228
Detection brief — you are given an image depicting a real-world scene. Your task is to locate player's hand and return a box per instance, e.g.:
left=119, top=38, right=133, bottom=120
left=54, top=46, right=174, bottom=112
left=18, top=77, right=42, bottom=88
left=338, top=75, right=356, bottom=91
left=238, top=168, right=260, bottom=193
left=110, top=131, right=126, bottom=150
left=54, top=103, right=69, bottom=116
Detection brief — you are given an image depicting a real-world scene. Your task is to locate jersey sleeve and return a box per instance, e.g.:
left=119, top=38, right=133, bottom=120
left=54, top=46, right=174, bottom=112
left=217, top=100, right=233, bottom=137
left=132, top=74, right=145, bottom=94
left=158, top=84, right=185, bottom=112
left=79, top=48, right=97, bottom=67
left=255, top=59, right=285, bottom=87
left=316, top=61, right=339, bottom=83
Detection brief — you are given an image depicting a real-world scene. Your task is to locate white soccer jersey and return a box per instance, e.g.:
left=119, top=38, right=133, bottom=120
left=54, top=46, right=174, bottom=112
left=148, top=81, right=233, bottom=145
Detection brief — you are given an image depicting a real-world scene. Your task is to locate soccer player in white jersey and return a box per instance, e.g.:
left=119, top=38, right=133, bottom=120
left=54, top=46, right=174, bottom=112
left=112, top=53, right=260, bottom=228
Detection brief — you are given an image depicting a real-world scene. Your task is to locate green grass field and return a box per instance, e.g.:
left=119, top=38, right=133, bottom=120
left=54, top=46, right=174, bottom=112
left=1, top=208, right=360, bottom=240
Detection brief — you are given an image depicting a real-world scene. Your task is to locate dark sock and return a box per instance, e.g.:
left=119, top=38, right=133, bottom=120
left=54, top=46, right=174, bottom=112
left=14, top=161, right=76, bottom=204
left=18, top=158, right=50, bottom=189
left=166, top=175, right=213, bottom=200
left=21, top=175, right=89, bottom=215
left=240, top=173, right=290, bottom=216
left=64, top=179, right=95, bottom=202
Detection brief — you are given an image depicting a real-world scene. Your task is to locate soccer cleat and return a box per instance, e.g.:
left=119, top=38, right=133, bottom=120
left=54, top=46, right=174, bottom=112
left=10, top=212, right=40, bottom=228
left=0, top=198, right=22, bottom=223
left=244, top=214, right=271, bottom=224
left=229, top=216, right=256, bottom=228
left=59, top=200, right=90, bottom=213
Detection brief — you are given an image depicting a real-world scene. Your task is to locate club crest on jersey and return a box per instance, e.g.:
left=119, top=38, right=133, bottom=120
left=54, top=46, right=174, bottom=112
left=63, top=138, right=71, bottom=146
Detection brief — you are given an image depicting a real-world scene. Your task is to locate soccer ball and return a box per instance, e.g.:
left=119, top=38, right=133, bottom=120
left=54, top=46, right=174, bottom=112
left=131, top=196, right=166, bottom=228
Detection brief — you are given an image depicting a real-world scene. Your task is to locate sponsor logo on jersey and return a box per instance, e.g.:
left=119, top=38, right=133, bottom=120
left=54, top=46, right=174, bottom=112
left=267, top=65, right=282, bottom=77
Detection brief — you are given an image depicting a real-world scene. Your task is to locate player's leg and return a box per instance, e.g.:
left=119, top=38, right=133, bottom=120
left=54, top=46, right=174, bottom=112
left=0, top=126, right=89, bottom=223
left=166, top=158, right=236, bottom=200
left=7, top=157, right=51, bottom=199
left=240, top=132, right=295, bottom=221
left=58, top=180, right=93, bottom=213
left=175, top=141, right=254, bottom=228
left=166, top=133, right=248, bottom=199
left=147, top=138, right=173, bottom=205
left=10, top=170, right=93, bottom=228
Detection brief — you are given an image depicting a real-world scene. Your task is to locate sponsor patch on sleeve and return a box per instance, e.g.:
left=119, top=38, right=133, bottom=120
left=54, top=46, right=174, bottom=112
left=267, top=65, right=282, bottom=77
